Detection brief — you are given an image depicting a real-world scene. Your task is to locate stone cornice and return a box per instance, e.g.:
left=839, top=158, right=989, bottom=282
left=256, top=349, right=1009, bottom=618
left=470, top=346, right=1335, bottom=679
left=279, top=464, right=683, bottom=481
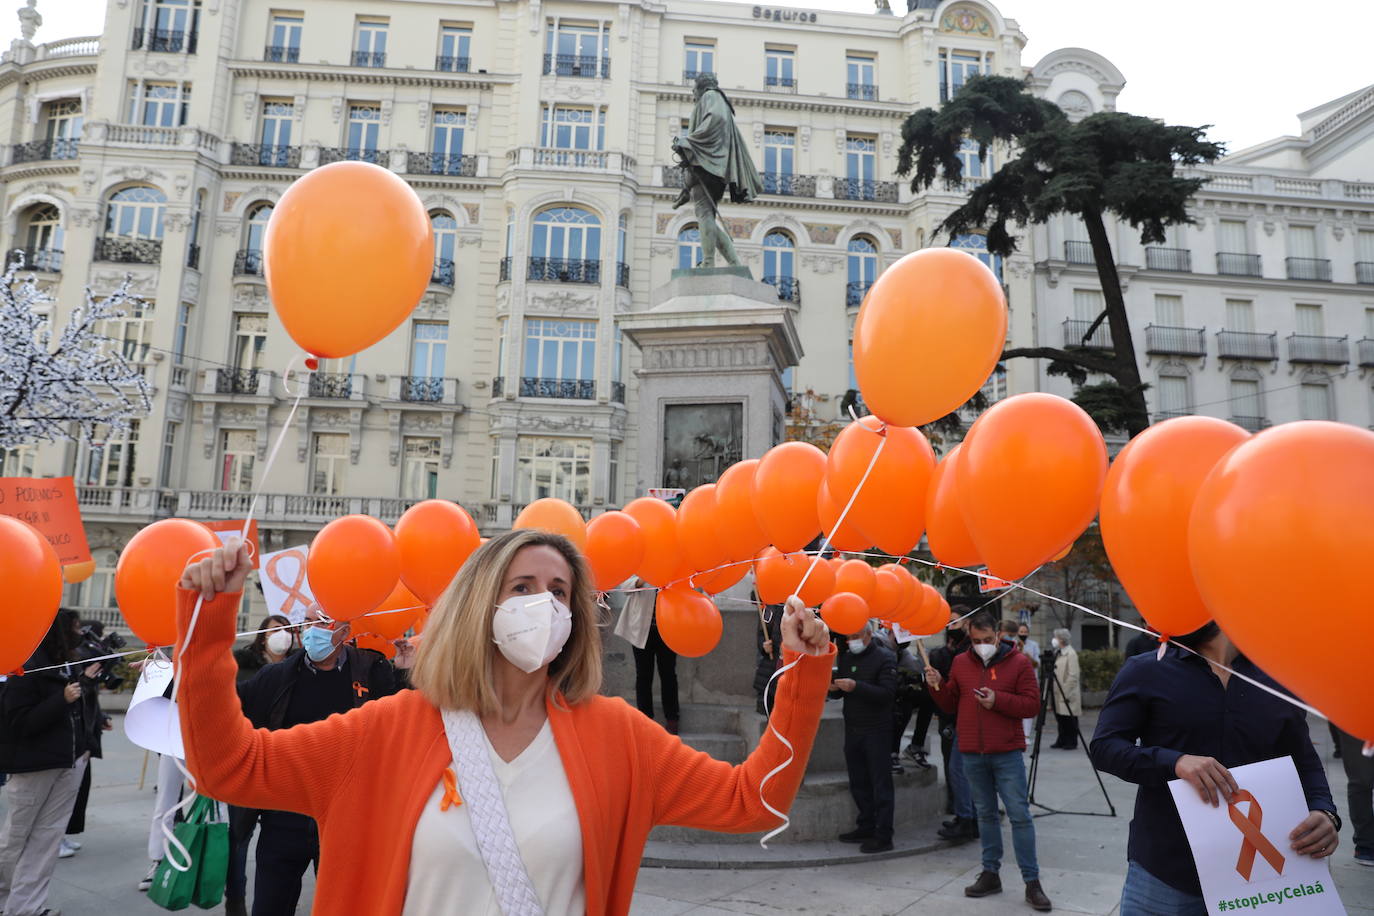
left=645, top=84, right=909, bottom=119
left=0, top=58, right=98, bottom=91
left=225, top=60, right=515, bottom=90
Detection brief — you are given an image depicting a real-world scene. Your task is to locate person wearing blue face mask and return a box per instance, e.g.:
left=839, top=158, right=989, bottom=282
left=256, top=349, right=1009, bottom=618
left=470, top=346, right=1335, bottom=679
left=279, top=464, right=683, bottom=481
left=828, top=620, right=898, bottom=853
left=230, top=604, right=399, bottom=916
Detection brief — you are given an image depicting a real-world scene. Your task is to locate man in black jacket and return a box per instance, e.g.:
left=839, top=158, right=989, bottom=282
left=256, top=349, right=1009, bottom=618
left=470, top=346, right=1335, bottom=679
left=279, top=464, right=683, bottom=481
left=230, top=606, right=398, bottom=916
left=830, top=620, right=898, bottom=853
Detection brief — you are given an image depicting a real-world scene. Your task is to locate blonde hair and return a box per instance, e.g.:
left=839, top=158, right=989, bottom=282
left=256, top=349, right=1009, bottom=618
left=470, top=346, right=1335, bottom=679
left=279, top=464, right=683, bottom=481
left=410, top=529, right=603, bottom=715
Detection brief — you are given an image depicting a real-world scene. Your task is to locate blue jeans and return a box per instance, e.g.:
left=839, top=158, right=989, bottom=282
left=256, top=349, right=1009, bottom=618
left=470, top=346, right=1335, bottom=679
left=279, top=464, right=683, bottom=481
left=963, top=750, right=1039, bottom=881
left=948, top=741, right=974, bottom=819
left=1120, top=860, right=1206, bottom=916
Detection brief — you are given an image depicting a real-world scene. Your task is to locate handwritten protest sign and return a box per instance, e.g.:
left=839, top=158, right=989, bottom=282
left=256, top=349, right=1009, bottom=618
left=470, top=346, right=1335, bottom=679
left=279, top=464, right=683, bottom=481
left=1170, top=756, right=1343, bottom=914
left=203, top=519, right=261, bottom=568
left=259, top=545, right=314, bottom=624
left=0, top=476, right=91, bottom=565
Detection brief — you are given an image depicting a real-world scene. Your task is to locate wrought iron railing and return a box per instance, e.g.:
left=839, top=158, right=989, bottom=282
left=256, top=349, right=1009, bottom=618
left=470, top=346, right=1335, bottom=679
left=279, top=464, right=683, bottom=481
left=610, top=381, right=626, bottom=404
left=531, top=148, right=608, bottom=169
left=542, top=54, right=608, bottom=78
left=406, top=151, right=477, bottom=176
left=1216, top=330, right=1277, bottom=360
left=616, top=262, right=630, bottom=288
left=845, top=280, right=871, bottom=309
left=435, top=55, right=470, bottom=72
left=264, top=45, right=300, bottom=62
left=401, top=376, right=444, bottom=402
left=846, top=82, right=877, bottom=100
left=1357, top=338, right=1374, bottom=368
left=10, top=138, right=79, bottom=163
left=761, top=173, right=817, bottom=197
left=318, top=147, right=385, bottom=165
left=1287, top=334, right=1348, bottom=364
left=234, top=249, right=264, bottom=277
left=492, top=376, right=504, bottom=397
left=432, top=258, right=455, bottom=287
left=93, top=237, right=161, bottom=264
left=765, top=75, right=797, bottom=91
left=833, top=177, right=898, bottom=202
left=1355, top=262, right=1374, bottom=285
left=1216, top=252, right=1261, bottom=277
left=764, top=275, right=801, bottom=303
left=7, top=247, right=62, bottom=273
left=230, top=143, right=301, bottom=168
left=1063, top=318, right=1113, bottom=349
left=1285, top=257, right=1332, bottom=282
left=186, top=243, right=199, bottom=269
left=308, top=372, right=354, bottom=398
left=499, top=257, right=511, bottom=282
left=527, top=257, right=600, bottom=284
left=1063, top=240, right=1095, bottom=264
left=351, top=50, right=386, bottom=68
left=519, top=377, right=596, bottom=399
left=133, top=28, right=195, bottom=53
left=1229, top=415, right=1272, bottom=433
left=215, top=368, right=260, bottom=395
left=1145, top=325, right=1206, bottom=356
left=1144, top=247, right=1192, bottom=272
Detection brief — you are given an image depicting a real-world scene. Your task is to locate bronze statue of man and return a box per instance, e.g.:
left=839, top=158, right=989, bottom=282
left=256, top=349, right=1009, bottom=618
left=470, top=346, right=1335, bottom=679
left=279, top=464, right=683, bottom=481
left=671, top=73, right=763, bottom=269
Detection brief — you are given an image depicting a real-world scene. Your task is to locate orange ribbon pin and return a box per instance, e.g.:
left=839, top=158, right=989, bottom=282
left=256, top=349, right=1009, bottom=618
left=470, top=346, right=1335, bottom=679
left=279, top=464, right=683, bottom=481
left=1228, top=790, right=1286, bottom=880
left=440, top=768, right=462, bottom=811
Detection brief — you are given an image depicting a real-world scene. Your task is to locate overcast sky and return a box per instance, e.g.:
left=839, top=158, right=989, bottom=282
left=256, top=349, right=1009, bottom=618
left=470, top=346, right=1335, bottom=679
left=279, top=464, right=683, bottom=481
left=4, top=0, right=1369, bottom=157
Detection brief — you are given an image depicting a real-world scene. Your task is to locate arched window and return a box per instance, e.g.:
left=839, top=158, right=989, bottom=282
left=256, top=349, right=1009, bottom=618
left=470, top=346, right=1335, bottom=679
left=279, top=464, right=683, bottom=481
left=529, top=206, right=601, bottom=283
left=846, top=235, right=878, bottom=308
left=677, top=225, right=701, bottom=271
left=949, top=232, right=1003, bottom=283
left=104, top=186, right=166, bottom=239
left=763, top=230, right=798, bottom=302
left=20, top=204, right=63, bottom=272
left=430, top=210, right=457, bottom=286
left=234, top=203, right=273, bottom=276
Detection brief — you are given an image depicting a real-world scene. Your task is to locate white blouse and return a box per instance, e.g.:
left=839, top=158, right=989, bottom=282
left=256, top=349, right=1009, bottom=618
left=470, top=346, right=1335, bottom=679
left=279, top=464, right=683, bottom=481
left=402, top=719, right=586, bottom=915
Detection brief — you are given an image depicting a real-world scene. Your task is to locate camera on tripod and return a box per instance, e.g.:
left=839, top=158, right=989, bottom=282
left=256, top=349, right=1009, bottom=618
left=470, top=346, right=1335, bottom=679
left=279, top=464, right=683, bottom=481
left=74, top=622, right=128, bottom=690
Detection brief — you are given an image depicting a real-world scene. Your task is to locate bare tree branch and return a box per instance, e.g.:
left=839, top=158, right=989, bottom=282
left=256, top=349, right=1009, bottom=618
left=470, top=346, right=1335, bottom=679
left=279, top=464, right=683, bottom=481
left=1000, top=346, right=1117, bottom=375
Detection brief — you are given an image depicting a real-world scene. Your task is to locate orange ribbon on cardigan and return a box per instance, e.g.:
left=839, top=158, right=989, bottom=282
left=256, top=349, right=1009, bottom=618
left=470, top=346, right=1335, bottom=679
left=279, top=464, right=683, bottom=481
left=1228, top=790, right=1285, bottom=880
left=439, top=768, right=462, bottom=811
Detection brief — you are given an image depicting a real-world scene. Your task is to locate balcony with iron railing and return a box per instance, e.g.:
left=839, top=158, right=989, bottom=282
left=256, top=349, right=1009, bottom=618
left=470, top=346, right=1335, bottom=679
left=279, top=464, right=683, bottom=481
left=1286, top=257, right=1332, bottom=282
left=1229, top=415, right=1272, bottom=433
left=7, top=247, right=62, bottom=273
left=1063, top=240, right=1095, bottom=265
left=1145, top=324, right=1206, bottom=356
left=435, top=55, right=470, bottom=72
left=75, top=485, right=427, bottom=529
left=1144, top=247, right=1191, bottom=272
left=212, top=367, right=264, bottom=396
left=760, top=173, right=817, bottom=197
left=833, top=177, right=898, bottom=202
left=764, top=275, right=801, bottom=304
left=1063, top=318, right=1113, bottom=349
left=529, top=147, right=610, bottom=170
left=319, top=147, right=386, bottom=165
left=264, top=45, right=300, bottom=63
left=10, top=138, right=79, bottom=163
left=233, top=249, right=263, bottom=277
left=845, top=280, right=871, bottom=309
left=93, top=237, right=161, bottom=265
left=1216, top=252, right=1262, bottom=277
left=308, top=372, right=358, bottom=399
left=846, top=82, right=878, bottom=101
left=398, top=376, right=445, bottom=403
left=499, top=256, right=511, bottom=282
left=1287, top=334, right=1348, bottom=364
left=1356, top=262, right=1374, bottom=285
left=230, top=143, right=301, bottom=168
left=611, top=381, right=626, bottom=404
left=527, top=257, right=600, bottom=284
left=543, top=54, right=608, bottom=78
left=1357, top=338, right=1374, bottom=368
left=616, top=262, right=630, bottom=288
left=351, top=50, right=386, bottom=68
left=1217, top=330, right=1278, bottom=360
left=519, top=377, right=596, bottom=400
left=132, top=28, right=196, bottom=53
left=432, top=258, right=455, bottom=287
left=406, top=151, right=477, bottom=176
left=765, top=75, right=797, bottom=92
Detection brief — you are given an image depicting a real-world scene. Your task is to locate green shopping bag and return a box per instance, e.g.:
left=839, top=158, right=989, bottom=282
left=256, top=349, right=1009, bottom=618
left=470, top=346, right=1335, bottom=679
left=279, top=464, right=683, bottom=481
left=192, top=798, right=229, bottom=909
left=148, top=795, right=226, bottom=911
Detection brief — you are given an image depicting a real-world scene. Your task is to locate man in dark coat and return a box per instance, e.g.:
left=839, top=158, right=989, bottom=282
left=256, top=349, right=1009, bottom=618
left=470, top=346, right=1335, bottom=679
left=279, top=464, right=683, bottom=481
left=829, top=621, right=898, bottom=853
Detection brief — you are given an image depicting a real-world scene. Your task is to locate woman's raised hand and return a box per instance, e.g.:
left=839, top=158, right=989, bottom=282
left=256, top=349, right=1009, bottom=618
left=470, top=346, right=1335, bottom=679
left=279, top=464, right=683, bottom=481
left=179, top=538, right=252, bottom=602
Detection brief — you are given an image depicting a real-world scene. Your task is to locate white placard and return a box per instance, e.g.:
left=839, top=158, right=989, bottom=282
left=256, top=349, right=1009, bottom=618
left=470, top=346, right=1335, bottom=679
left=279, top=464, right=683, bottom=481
left=123, top=655, right=183, bottom=759
left=1169, top=756, right=1343, bottom=914
left=259, top=545, right=315, bottom=625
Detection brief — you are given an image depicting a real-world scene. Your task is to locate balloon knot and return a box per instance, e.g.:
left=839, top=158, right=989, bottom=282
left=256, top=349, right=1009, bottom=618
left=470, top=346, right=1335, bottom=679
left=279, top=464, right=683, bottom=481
left=1363, top=741, right=1374, bottom=758
left=304, top=357, right=320, bottom=371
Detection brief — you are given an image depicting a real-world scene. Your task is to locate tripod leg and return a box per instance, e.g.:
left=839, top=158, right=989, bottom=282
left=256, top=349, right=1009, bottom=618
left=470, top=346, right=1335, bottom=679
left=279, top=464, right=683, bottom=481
left=1043, top=666, right=1118, bottom=818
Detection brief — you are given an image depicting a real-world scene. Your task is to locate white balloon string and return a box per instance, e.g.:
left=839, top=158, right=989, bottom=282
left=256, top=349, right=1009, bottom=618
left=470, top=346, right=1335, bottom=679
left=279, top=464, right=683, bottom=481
left=756, top=653, right=801, bottom=849
left=794, top=432, right=888, bottom=599
left=241, top=354, right=310, bottom=542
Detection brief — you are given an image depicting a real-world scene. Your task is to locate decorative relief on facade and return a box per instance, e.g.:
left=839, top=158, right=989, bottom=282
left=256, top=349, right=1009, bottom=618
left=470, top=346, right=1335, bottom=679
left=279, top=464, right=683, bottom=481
left=799, top=126, right=811, bottom=151
left=215, top=220, right=238, bottom=236
left=1006, top=257, right=1033, bottom=280
left=528, top=290, right=597, bottom=315
left=174, top=172, right=189, bottom=199
left=232, top=285, right=270, bottom=311
left=330, top=96, right=343, bottom=123
left=1056, top=90, right=1093, bottom=119
left=81, top=170, right=97, bottom=193
left=801, top=254, right=843, bottom=274
left=802, top=223, right=842, bottom=244
left=518, top=414, right=595, bottom=432
left=166, top=395, right=187, bottom=421
left=643, top=342, right=763, bottom=371
left=222, top=191, right=241, bottom=213
left=242, top=92, right=255, bottom=120
left=414, top=292, right=447, bottom=318
left=165, top=210, right=191, bottom=232
left=180, top=269, right=201, bottom=302
left=726, top=217, right=759, bottom=240
left=940, top=7, right=993, bottom=36
left=463, top=203, right=481, bottom=224
left=381, top=99, right=393, bottom=127
left=68, top=208, right=98, bottom=228
left=293, top=95, right=306, bottom=120
left=92, top=271, right=155, bottom=295
left=656, top=213, right=673, bottom=234
left=886, top=228, right=903, bottom=248
left=650, top=242, right=674, bottom=257
left=109, top=165, right=167, bottom=185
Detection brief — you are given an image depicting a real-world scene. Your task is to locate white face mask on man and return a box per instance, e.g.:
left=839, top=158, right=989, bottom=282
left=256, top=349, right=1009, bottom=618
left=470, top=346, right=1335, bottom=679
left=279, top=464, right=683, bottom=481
left=972, top=642, right=997, bottom=664
left=492, top=591, right=573, bottom=673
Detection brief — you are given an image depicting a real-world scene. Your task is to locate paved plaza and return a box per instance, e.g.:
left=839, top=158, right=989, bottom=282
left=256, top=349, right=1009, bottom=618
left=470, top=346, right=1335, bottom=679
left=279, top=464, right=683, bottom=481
left=10, top=708, right=1372, bottom=916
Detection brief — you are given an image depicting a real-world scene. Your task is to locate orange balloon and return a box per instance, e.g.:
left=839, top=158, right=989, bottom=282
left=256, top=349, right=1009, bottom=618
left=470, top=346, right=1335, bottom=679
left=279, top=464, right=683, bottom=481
left=265, top=161, right=432, bottom=359
left=62, top=558, right=96, bottom=584
left=834, top=559, right=876, bottom=607
left=909, top=583, right=947, bottom=635
left=795, top=554, right=836, bottom=607
left=884, top=565, right=921, bottom=626
left=0, top=517, right=62, bottom=673
left=357, top=581, right=423, bottom=640
left=925, top=445, right=981, bottom=568
left=307, top=515, right=401, bottom=622
left=714, top=460, right=770, bottom=561
left=656, top=586, right=723, bottom=657
left=353, top=633, right=397, bottom=659
left=816, top=479, right=870, bottom=552
left=623, top=497, right=681, bottom=587
left=1100, top=416, right=1249, bottom=638
left=691, top=560, right=750, bottom=596
left=871, top=569, right=905, bottom=619
left=513, top=498, right=587, bottom=550
left=752, top=441, right=827, bottom=553
left=958, top=394, right=1108, bottom=581
left=1189, top=422, right=1374, bottom=741
left=820, top=592, right=871, bottom=635
left=853, top=248, right=1008, bottom=428
left=115, top=518, right=220, bottom=647
left=394, top=499, right=480, bottom=606
left=753, top=547, right=802, bottom=604
left=826, top=418, right=936, bottom=556
left=584, top=511, right=646, bottom=592
left=677, top=485, right=729, bottom=575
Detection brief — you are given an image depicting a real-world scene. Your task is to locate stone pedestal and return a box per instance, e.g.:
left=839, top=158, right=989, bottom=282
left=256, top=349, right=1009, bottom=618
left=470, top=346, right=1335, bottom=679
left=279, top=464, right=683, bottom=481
left=619, top=269, right=802, bottom=493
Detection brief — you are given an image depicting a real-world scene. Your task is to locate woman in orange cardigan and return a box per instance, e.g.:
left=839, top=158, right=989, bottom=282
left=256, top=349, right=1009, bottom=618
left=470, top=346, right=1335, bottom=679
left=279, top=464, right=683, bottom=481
left=176, top=528, right=834, bottom=914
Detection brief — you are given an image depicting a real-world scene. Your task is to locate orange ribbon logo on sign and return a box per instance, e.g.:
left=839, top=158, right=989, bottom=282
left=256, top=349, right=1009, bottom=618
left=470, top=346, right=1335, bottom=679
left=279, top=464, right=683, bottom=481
left=1228, top=790, right=1286, bottom=880
left=265, top=548, right=313, bottom=618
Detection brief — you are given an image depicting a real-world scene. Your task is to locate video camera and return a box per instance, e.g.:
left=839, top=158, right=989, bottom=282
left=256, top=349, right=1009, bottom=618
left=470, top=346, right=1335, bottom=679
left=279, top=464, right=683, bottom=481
left=74, top=622, right=127, bottom=690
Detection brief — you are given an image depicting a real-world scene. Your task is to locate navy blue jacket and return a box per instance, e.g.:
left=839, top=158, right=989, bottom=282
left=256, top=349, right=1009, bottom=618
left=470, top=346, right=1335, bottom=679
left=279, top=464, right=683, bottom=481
left=1089, top=647, right=1335, bottom=895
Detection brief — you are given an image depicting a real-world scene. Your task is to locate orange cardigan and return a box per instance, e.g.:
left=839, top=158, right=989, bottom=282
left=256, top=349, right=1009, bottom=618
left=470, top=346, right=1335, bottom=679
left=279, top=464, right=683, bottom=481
left=175, top=589, right=833, bottom=914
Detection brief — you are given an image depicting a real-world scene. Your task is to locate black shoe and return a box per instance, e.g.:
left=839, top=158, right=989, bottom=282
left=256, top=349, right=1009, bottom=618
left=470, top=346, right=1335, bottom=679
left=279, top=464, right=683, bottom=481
left=938, top=817, right=977, bottom=841
left=965, top=870, right=1003, bottom=898
left=838, top=828, right=874, bottom=843
left=1026, top=879, right=1053, bottom=912
left=890, top=753, right=905, bottom=775
left=860, top=837, right=894, bottom=854
left=913, top=750, right=932, bottom=769
left=942, top=816, right=959, bottom=829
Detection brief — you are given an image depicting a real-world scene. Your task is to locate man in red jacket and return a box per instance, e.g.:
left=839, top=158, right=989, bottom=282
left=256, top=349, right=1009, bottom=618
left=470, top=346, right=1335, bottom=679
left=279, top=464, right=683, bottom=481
left=926, top=610, right=1052, bottom=912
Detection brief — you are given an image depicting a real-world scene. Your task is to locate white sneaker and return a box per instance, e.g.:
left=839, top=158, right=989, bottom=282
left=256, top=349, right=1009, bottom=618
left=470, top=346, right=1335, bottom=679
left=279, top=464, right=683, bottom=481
left=57, top=838, right=76, bottom=858
left=62, top=837, right=82, bottom=850
left=138, top=861, right=160, bottom=891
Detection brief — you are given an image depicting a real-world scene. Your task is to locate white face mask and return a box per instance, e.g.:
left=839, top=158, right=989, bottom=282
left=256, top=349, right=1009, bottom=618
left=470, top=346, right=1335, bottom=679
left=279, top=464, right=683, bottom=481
left=492, top=592, right=573, bottom=674
left=266, top=630, right=293, bottom=655
left=847, top=638, right=868, bottom=655
left=1051, top=638, right=1062, bottom=649
left=973, top=643, right=997, bottom=664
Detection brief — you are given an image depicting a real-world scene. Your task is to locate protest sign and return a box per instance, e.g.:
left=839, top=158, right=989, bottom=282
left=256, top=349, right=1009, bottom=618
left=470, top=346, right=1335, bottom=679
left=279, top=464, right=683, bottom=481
left=0, top=476, right=91, bottom=565
left=1170, top=756, right=1343, bottom=914
left=259, top=545, right=314, bottom=624
left=124, top=655, right=183, bottom=758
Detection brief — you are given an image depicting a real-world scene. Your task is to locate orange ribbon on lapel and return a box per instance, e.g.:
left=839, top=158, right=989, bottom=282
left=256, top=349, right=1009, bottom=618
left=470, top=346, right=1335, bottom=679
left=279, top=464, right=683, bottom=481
left=1228, top=790, right=1285, bottom=880
left=440, top=767, right=462, bottom=811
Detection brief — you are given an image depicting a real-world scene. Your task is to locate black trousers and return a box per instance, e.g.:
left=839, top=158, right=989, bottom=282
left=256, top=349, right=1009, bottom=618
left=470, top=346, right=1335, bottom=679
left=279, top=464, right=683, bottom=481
left=1337, top=728, right=1374, bottom=856
left=844, top=729, right=895, bottom=840
left=65, top=759, right=92, bottom=834
left=252, top=812, right=319, bottom=916
left=1054, top=713, right=1079, bottom=748
left=226, top=805, right=259, bottom=901
left=633, top=624, right=679, bottom=722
